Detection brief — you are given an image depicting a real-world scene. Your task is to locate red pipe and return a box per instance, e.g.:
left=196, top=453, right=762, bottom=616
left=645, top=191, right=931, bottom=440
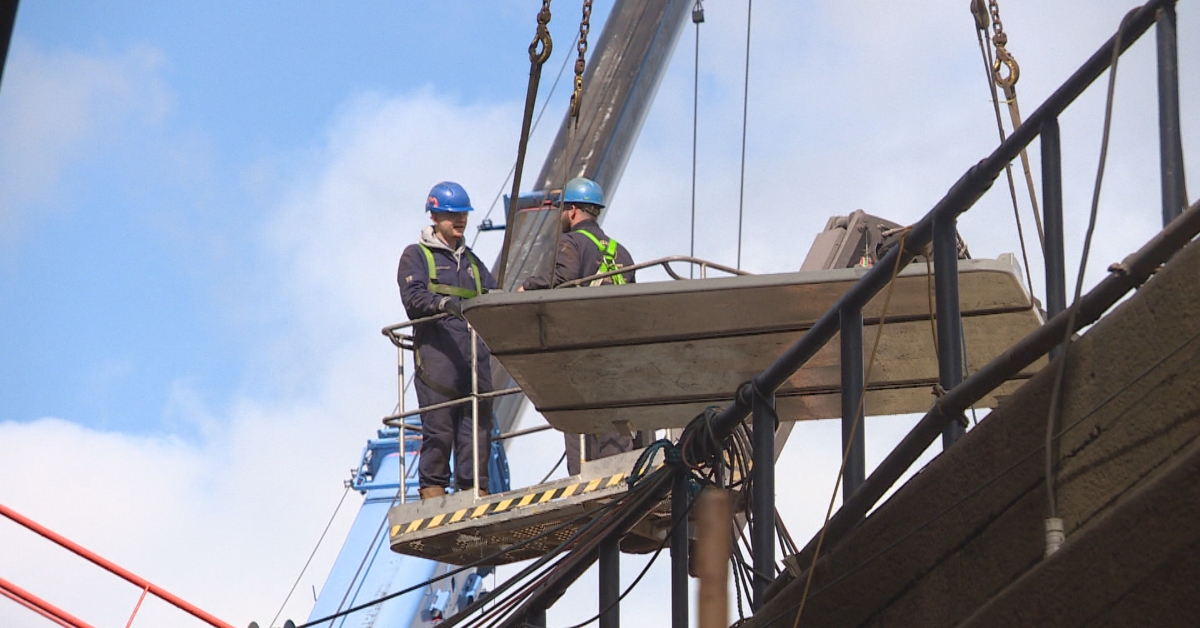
left=0, top=502, right=235, bottom=628
left=0, top=575, right=95, bottom=628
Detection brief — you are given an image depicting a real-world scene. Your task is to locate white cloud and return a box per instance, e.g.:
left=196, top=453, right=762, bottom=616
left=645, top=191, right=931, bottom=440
left=0, top=40, right=173, bottom=242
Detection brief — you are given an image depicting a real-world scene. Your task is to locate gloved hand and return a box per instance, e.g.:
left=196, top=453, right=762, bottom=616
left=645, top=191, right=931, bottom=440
left=441, top=297, right=465, bottom=320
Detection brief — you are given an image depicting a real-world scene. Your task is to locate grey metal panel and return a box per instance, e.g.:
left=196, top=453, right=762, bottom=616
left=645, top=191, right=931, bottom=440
left=489, top=0, right=694, bottom=434
left=464, top=256, right=1045, bottom=433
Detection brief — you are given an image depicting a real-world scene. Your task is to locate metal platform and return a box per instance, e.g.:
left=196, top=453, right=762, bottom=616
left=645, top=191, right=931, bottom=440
left=463, top=255, right=1045, bottom=434
left=388, top=450, right=665, bottom=566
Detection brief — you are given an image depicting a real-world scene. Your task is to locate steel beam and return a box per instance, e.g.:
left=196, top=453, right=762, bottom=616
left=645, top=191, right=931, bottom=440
left=671, top=469, right=689, bottom=628
left=704, top=0, right=1165, bottom=448
left=934, top=215, right=966, bottom=447
left=751, top=387, right=776, bottom=609
left=1156, top=0, right=1186, bottom=226
left=1042, top=117, right=1067, bottom=359
left=840, top=307, right=866, bottom=500
left=599, top=535, right=620, bottom=628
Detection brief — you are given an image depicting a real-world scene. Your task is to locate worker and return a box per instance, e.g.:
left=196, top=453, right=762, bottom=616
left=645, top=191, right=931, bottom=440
left=398, top=181, right=497, bottom=499
left=520, top=176, right=635, bottom=475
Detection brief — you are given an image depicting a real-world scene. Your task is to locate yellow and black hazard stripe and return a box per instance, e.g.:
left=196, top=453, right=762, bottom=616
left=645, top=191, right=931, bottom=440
left=391, top=471, right=628, bottom=538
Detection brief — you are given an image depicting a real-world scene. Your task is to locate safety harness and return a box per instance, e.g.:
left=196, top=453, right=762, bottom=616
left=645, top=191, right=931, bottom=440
left=418, top=243, right=482, bottom=298
left=575, top=229, right=627, bottom=286
left=414, top=243, right=483, bottom=399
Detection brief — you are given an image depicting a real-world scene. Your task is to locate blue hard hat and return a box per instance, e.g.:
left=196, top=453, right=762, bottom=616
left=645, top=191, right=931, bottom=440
left=562, top=177, right=605, bottom=209
left=425, top=181, right=474, bottom=213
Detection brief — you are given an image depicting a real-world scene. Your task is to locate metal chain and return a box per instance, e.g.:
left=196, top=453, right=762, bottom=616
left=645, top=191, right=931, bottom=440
left=569, top=0, right=593, bottom=120
left=989, top=0, right=1019, bottom=89
left=531, top=0, right=553, bottom=65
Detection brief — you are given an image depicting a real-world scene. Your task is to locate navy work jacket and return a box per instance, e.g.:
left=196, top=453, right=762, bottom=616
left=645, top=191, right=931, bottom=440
left=521, top=219, right=636, bottom=290
left=398, top=229, right=497, bottom=394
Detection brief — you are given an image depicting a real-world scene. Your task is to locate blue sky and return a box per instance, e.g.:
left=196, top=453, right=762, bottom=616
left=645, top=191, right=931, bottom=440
left=1, top=1, right=1197, bottom=626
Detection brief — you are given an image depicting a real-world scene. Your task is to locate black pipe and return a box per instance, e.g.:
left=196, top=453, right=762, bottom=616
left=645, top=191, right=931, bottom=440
left=790, top=197, right=1200, bottom=566
left=671, top=470, right=689, bottom=628
left=1042, top=117, right=1067, bottom=359
left=704, top=0, right=1165, bottom=450
left=934, top=215, right=966, bottom=447
left=599, top=536, right=620, bottom=628
left=751, top=387, right=776, bottom=610
left=1156, top=0, right=1186, bottom=226
left=840, top=307, right=866, bottom=500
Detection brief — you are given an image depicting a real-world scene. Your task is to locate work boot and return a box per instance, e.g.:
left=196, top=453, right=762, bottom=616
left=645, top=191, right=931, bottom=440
left=419, top=486, right=446, bottom=500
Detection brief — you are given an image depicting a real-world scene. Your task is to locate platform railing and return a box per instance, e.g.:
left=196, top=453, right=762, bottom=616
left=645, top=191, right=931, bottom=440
left=676, top=0, right=1190, bottom=612
left=379, top=254, right=751, bottom=505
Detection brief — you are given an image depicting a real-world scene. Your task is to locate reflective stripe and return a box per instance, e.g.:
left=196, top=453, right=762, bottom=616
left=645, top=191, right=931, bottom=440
left=575, top=229, right=627, bottom=285
left=419, top=243, right=482, bottom=298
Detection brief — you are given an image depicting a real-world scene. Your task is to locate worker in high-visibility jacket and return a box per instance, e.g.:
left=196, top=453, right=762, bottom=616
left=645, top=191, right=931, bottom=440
left=520, top=177, right=635, bottom=475
left=398, top=181, right=497, bottom=499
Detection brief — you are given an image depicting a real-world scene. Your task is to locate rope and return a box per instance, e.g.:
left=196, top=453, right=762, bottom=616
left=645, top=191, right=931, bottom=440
left=270, top=485, right=351, bottom=628
left=538, top=452, right=567, bottom=485
left=1045, top=9, right=1129, bottom=522
left=735, top=0, right=753, bottom=269
left=792, top=227, right=912, bottom=628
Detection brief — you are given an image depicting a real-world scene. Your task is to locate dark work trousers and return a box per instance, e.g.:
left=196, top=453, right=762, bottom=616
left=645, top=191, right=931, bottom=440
left=415, top=377, right=493, bottom=491
left=564, top=431, right=633, bottom=476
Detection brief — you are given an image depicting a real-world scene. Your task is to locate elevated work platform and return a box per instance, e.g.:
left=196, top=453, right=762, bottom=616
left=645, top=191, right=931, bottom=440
left=464, top=255, right=1044, bottom=435
left=388, top=449, right=664, bottom=566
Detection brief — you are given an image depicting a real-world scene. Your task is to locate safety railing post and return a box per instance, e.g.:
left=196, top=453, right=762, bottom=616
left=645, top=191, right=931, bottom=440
left=1042, top=117, right=1068, bottom=359
left=1157, top=0, right=1186, bottom=227
left=398, top=344, right=407, bottom=504
left=599, top=534, right=620, bottom=628
left=751, top=386, right=776, bottom=610
left=670, top=468, right=689, bottom=628
left=933, top=214, right=966, bottom=447
left=840, top=307, right=866, bottom=500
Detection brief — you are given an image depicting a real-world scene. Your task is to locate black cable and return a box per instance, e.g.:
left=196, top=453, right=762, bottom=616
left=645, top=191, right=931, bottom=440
left=735, top=0, right=752, bottom=269
left=297, top=485, right=636, bottom=628
left=444, top=470, right=670, bottom=628
left=689, top=0, right=703, bottom=278
left=1046, top=8, right=1129, bottom=522
left=538, top=452, right=567, bottom=485
left=557, top=482, right=701, bottom=628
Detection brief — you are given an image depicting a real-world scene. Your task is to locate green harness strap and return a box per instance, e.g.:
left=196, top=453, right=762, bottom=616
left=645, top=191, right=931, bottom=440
left=419, top=243, right=482, bottom=299
left=576, top=229, right=627, bottom=285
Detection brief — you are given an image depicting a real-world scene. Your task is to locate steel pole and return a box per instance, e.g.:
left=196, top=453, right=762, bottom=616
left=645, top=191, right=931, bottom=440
left=934, top=214, right=966, bottom=447
left=751, top=387, right=776, bottom=609
left=840, top=307, right=866, bottom=499
left=671, top=469, right=690, bottom=628
left=599, top=535, right=620, bottom=628
left=1157, top=0, right=1186, bottom=226
left=1042, top=117, right=1068, bottom=359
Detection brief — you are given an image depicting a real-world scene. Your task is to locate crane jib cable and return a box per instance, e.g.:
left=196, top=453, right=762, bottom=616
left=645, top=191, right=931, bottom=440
left=498, top=0, right=553, bottom=289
